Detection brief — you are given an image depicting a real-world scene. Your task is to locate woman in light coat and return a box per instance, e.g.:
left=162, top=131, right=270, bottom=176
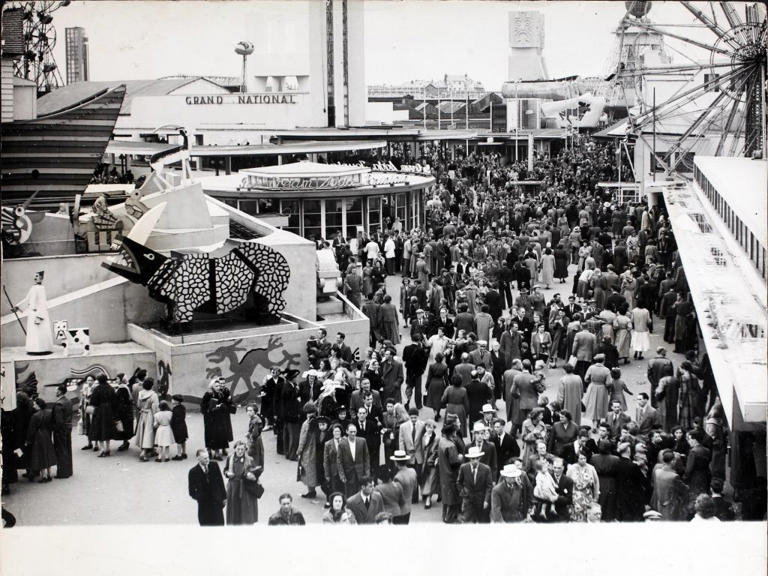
left=134, top=378, right=159, bottom=462
left=630, top=305, right=652, bottom=360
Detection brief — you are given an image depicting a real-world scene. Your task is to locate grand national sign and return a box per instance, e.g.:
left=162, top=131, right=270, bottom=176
left=185, top=93, right=299, bottom=105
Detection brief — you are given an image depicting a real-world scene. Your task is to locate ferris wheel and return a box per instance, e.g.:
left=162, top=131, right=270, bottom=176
left=614, top=1, right=767, bottom=174
left=11, top=1, right=70, bottom=96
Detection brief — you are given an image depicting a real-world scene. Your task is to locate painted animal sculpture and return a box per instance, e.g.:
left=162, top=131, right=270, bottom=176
left=102, top=237, right=290, bottom=323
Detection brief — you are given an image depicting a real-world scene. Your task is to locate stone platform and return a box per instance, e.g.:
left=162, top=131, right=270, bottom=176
left=1, top=342, right=156, bottom=402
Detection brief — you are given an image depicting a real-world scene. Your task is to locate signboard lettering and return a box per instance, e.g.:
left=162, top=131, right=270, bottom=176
left=185, top=93, right=298, bottom=106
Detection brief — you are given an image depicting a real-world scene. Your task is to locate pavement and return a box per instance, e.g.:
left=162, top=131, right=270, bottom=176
left=2, top=264, right=686, bottom=526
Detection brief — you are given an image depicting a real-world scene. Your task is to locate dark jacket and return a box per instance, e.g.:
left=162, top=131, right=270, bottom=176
left=188, top=461, right=227, bottom=526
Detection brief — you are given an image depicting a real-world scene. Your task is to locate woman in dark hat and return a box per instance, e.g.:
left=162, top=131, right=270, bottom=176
left=113, top=373, right=134, bottom=452
left=26, top=398, right=56, bottom=482
left=89, top=375, right=116, bottom=457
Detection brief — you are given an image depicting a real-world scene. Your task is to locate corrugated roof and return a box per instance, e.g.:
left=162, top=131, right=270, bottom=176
left=37, top=77, right=225, bottom=116
left=1, top=7, right=25, bottom=56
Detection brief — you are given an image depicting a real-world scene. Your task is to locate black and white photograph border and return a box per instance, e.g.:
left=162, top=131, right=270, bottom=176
left=0, top=0, right=766, bottom=574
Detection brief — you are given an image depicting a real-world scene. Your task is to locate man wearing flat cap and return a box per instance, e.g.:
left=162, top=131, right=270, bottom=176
left=456, top=445, right=493, bottom=523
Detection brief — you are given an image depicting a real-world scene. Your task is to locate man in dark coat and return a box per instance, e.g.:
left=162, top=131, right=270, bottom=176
left=550, top=458, right=574, bottom=523
left=346, top=476, right=385, bottom=524
left=590, top=439, right=621, bottom=521
left=485, top=285, right=504, bottom=323
left=51, top=384, right=73, bottom=479
left=492, top=418, right=519, bottom=465
left=188, top=448, right=226, bottom=526
left=646, top=347, right=674, bottom=408
left=380, top=349, right=404, bottom=404
left=402, top=334, right=430, bottom=410
left=456, top=447, right=493, bottom=523
left=337, top=423, right=371, bottom=497
left=362, top=294, right=381, bottom=346
left=614, top=441, right=648, bottom=521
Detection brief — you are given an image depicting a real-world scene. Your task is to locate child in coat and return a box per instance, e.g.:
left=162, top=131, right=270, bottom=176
left=153, top=401, right=173, bottom=462
left=170, top=394, right=188, bottom=460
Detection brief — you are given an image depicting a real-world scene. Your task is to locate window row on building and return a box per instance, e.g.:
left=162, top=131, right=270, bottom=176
left=224, top=190, right=424, bottom=241
left=694, top=165, right=767, bottom=282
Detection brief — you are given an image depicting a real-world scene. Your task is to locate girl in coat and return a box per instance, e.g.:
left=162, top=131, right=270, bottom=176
left=607, top=367, right=633, bottom=411
left=26, top=398, right=56, bottom=482
left=153, top=401, right=173, bottom=462
left=135, top=378, right=159, bottom=462
left=224, top=440, right=260, bottom=525
left=170, top=394, right=188, bottom=460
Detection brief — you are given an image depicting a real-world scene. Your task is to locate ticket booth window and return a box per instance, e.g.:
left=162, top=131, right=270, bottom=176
left=325, top=199, right=344, bottom=239
left=368, top=196, right=382, bottom=236
left=346, top=197, right=363, bottom=239
left=281, top=199, right=300, bottom=235
left=303, top=199, right=322, bottom=241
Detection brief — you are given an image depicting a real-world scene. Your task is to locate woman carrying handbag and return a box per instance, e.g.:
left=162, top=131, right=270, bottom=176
left=224, top=440, right=262, bottom=525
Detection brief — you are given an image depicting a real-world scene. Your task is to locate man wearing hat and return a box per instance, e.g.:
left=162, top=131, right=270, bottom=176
left=456, top=445, right=493, bottom=523
left=646, top=347, right=674, bottom=409
left=491, top=465, right=530, bottom=523
left=475, top=403, right=497, bottom=436
left=471, top=421, right=498, bottom=481
left=391, top=450, right=418, bottom=524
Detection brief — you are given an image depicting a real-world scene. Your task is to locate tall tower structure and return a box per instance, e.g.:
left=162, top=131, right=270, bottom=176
left=507, top=11, right=548, bottom=81
left=65, top=26, right=89, bottom=84
left=310, top=0, right=366, bottom=128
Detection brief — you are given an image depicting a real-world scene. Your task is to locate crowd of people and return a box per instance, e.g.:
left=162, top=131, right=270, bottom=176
left=3, top=139, right=763, bottom=527
left=290, top=139, right=750, bottom=523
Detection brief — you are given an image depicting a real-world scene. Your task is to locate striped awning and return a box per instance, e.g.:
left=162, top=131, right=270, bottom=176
left=1, top=85, right=126, bottom=207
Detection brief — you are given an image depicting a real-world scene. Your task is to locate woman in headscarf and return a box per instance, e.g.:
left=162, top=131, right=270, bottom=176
left=201, top=377, right=235, bottom=460
left=135, top=378, right=159, bottom=462
left=223, top=440, right=260, bottom=525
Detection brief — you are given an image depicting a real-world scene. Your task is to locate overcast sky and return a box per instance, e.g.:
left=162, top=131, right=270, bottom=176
left=49, top=1, right=712, bottom=89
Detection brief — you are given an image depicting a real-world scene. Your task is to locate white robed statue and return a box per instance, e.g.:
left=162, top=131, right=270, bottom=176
left=14, top=271, right=53, bottom=355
